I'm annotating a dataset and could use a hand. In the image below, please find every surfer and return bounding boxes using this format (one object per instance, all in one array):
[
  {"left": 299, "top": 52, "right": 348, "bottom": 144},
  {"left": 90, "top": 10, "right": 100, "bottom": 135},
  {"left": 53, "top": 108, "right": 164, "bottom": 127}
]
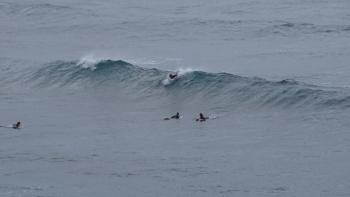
[
  {"left": 196, "top": 113, "right": 208, "bottom": 122},
  {"left": 171, "top": 112, "right": 180, "bottom": 119},
  {"left": 169, "top": 73, "right": 178, "bottom": 79},
  {"left": 164, "top": 112, "right": 180, "bottom": 120},
  {"left": 12, "top": 121, "right": 21, "bottom": 129},
  {"left": 0, "top": 121, "right": 21, "bottom": 129}
]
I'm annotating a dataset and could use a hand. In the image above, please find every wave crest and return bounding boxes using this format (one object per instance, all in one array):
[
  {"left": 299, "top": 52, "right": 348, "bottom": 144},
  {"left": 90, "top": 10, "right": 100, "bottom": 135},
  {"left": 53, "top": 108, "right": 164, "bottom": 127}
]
[{"left": 25, "top": 59, "right": 350, "bottom": 110}]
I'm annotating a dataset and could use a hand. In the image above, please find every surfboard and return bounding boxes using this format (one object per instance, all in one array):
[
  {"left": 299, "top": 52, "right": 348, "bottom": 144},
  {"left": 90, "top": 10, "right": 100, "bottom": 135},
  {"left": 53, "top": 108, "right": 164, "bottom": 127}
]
[
  {"left": 0, "top": 125, "right": 20, "bottom": 129},
  {"left": 0, "top": 125, "right": 13, "bottom": 129},
  {"left": 163, "top": 116, "right": 182, "bottom": 120},
  {"left": 195, "top": 114, "right": 219, "bottom": 121}
]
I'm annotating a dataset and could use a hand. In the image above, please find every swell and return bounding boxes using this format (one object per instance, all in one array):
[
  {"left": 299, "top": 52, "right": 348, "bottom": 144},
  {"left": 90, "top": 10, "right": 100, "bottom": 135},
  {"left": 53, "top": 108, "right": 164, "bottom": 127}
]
[
  {"left": 0, "top": 2, "right": 92, "bottom": 22},
  {"left": 18, "top": 59, "right": 350, "bottom": 110},
  {"left": 259, "top": 21, "right": 350, "bottom": 37}
]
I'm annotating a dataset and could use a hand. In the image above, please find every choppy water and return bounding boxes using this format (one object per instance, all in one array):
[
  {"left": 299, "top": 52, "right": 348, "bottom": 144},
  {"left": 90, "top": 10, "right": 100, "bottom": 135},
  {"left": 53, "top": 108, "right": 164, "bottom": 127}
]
[{"left": 1, "top": 0, "right": 350, "bottom": 197}]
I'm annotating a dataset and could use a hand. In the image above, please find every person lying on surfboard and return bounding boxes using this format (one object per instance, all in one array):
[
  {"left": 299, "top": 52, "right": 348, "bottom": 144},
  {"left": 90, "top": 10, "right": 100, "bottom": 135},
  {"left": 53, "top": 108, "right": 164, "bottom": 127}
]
[
  {"left": 169, "top": 72, "right": 178, "bottom": 79},
  {"left": 164, "top": 112, "right": 180, "bottom": 120},
  {"left": 0, "top": 121, "right": 21, "bottom": 129},
  {"left": 196, "top": 113, "right": 209, "bottom": 122},
  {"left": 12, "top": 121, "right": 21, "bottom": 129}
]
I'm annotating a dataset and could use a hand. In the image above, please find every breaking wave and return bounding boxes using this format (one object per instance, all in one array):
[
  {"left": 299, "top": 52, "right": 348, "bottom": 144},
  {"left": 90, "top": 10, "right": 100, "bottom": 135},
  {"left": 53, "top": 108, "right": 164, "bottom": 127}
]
[{"left": 21, "top": 59, "right": 350, "bottom": 110}]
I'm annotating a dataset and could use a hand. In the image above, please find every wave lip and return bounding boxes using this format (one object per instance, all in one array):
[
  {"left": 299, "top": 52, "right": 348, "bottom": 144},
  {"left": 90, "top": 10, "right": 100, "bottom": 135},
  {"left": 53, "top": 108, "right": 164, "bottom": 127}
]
[{"left": 25, "top": 59, "right": 350, "bottom": 110}]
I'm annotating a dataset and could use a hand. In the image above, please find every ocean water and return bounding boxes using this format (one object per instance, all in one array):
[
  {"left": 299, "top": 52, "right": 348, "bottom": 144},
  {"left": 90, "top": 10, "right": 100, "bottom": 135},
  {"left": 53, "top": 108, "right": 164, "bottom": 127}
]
[{"left": 1, "top": 0, "right": 350, "bottom": 196}]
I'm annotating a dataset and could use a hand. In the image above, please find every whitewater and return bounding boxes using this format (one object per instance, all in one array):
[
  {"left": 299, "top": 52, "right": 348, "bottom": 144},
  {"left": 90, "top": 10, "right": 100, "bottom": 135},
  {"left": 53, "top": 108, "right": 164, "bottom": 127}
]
[{"left": 1, "top": 0, "right": 350, "bottom": 196}]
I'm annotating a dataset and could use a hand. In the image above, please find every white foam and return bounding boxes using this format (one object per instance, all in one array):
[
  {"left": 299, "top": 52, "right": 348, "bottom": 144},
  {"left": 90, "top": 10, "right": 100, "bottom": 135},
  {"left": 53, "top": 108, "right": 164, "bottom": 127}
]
[
  {"left": 177, "top": 67, "right": 194, "bottom": 76},
  {"left": 77, "top": 54, "right": 103, "bottom": 70},
  {"left": 162, "top": 77, "right": 173, "bottom": 86}
]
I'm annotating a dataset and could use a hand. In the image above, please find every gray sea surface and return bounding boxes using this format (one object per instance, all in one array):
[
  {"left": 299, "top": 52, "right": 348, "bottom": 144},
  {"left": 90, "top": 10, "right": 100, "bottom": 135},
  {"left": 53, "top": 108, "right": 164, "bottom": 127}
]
[{"left": 1, "top": 0, "right": 350, "bottom": 196}]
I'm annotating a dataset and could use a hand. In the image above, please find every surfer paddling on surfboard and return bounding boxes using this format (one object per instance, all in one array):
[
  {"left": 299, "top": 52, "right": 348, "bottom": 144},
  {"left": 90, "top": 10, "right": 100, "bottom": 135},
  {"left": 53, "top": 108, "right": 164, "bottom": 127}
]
[
  {"left": 164, "top": 112, "right": 180, "bottom": 120},
  {"left": 196, "top": 113, "right": 209, "bottom": 122},
  {"left": 13, "top": 121, "right": 21, "bottom": 129},
  {"left": 168, "top": 72, "right": 178, "bottom": 80},
  {"left": 0, "top": 121, "right": 21, "bottom": 129}
]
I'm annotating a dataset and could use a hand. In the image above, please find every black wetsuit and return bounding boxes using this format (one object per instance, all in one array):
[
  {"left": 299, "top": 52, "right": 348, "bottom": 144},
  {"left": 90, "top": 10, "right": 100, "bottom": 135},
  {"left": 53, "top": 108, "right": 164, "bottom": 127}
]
[
  {"left": 13, "top": 122, "right": 20, "bottom": 129},
  {"left": 169, "top": 74, "right": 177, "bottom": 79},
  {"left": 197, "top": 114, "right": 208, "bottom": 122},
  {"left": 171, "top": 113, "right": 180, "bottom": 119}
]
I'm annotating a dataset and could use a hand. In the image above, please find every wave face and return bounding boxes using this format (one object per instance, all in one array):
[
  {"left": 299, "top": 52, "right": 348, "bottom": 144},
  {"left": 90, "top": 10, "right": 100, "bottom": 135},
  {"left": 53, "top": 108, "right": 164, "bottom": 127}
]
[{"left": 25, "top": 59, "right": 350, "bottom": 110}]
